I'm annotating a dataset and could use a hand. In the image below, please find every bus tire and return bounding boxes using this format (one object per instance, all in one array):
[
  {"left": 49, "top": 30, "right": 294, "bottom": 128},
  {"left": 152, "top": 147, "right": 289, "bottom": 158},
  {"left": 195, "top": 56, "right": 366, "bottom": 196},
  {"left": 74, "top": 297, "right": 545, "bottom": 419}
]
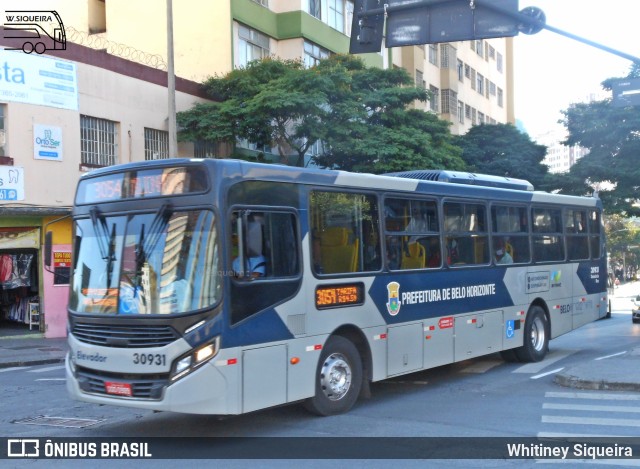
[
  {"left": 304, "top": 336, "right": 362, "bottom": 416},
  {"left": 515, "top": 306, "right": 549, "bottom": 363}
]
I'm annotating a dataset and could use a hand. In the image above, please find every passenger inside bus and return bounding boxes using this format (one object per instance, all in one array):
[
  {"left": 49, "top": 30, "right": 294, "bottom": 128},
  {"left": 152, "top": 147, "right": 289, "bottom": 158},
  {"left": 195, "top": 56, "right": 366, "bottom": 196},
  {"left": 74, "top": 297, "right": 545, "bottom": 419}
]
[
  {"left": 494, "top": 237, "right": 513, "bottom": 265},
  {"left": 233, "top": 215, "right": 267, "bottom": 278},
  {"left": 426, "top": 237, "right": 441, "bottom": 267}
]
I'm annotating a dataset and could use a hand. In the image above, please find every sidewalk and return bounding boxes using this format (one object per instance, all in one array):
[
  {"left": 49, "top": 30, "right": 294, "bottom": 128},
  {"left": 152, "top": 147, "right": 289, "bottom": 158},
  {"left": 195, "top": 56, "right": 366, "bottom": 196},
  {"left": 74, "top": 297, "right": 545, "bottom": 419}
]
[{"left": 0, "top": 326, "right": 68, "bottom": 368}]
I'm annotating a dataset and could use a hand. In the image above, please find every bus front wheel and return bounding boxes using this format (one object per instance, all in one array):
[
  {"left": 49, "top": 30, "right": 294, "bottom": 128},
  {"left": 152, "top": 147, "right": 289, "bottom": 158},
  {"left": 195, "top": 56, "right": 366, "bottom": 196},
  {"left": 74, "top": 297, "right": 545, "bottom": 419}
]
[
  {"left": 305, "top": 336, "right": 362, "bottom": 416},
  {"left": 515, "top": 306, "right": 549, "bottom": 362}
]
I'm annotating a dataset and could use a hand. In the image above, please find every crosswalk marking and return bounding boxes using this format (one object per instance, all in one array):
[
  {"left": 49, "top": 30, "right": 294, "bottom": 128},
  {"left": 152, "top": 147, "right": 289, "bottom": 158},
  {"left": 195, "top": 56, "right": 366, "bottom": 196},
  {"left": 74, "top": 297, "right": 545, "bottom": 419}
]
[
  {"left": 28, "top": 365, "right": 64, "bottom": 373},
  {"left": 545, "top": 391, "right": 640, "bottom": 401},
  {"left": 542, "top": 415, "right": 640, "bottom": 427},
  {"left": 513, "top": 349, "right": 577, "bottom": 374},
  {"left": 543, "top": 403, "right": 640, "bottom": 413},
  {"left": 540, "top": 390, "right": 640, "bottom": 439}
]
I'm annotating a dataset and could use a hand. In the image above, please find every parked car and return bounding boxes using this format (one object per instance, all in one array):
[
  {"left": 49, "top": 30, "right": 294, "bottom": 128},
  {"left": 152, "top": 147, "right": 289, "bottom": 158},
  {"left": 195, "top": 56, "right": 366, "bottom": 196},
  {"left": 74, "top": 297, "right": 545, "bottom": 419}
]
[{"left": 633, "top": 295, "right": 640, "bottom": 324}]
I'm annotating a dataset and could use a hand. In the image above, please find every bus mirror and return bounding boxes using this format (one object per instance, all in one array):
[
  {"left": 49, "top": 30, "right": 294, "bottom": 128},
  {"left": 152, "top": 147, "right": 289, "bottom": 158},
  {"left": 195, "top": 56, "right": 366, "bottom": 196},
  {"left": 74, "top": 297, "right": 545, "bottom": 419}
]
[{"left": 44, "top": 231, "right": 53, "bottom": 268}]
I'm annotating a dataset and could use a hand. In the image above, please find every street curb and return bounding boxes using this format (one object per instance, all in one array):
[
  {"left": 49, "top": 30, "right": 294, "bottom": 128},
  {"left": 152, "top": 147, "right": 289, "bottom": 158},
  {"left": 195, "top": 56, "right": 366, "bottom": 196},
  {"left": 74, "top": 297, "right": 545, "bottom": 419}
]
[
  {"left": 0, "top": 358, "right": 65, "bottom": 369},
  {"left": 554, "top": 373, "right": 640, "bottom": 392}
]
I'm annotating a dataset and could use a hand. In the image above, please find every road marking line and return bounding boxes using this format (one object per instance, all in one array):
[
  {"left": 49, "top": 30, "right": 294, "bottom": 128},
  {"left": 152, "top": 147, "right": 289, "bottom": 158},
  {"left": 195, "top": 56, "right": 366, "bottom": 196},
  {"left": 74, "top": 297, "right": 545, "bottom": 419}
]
[
  {"left": 543, "top": 403, "right": 640, "bottom": 413},
  {"left": 28, "top": 365, "right": 65, "bottom": 373},
  {"left": 0, "top": 366, "right": 30, "bottom": 373},
  {"left": 545, "top": 391, "right": 640, "bottom": 401},
  {"left": 513, "top": 349, "right": 576, "bottom": 374},
  {"left": 35, "top": 378, "right": 66, "bottom": 382},
  {"left": 595, "top": 351, "right": 627, "bottom": 360},
  {"left": 542, "top": 415, "right": 640, "bottom": 427},
  {"left": 530, "top": 367, "right": 564, "bottom": 379}
]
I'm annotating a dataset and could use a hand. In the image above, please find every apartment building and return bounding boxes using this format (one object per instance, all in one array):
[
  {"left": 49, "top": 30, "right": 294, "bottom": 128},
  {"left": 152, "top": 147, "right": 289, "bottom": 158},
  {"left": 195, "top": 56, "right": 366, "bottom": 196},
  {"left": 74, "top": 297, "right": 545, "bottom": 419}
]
[
  {"left": 0, "top": 0, "right": 513, "bottom": 337},
  {"left": 68, "top": 0, "right": 514, "bottom": 133}
]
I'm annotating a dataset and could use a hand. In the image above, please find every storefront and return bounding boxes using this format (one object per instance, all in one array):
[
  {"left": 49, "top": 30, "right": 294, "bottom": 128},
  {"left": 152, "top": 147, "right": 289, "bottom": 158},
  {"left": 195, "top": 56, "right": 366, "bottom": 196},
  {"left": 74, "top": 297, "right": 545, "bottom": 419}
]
[{"left": 0, "top": 210, "right": 71, "bottom": 338}]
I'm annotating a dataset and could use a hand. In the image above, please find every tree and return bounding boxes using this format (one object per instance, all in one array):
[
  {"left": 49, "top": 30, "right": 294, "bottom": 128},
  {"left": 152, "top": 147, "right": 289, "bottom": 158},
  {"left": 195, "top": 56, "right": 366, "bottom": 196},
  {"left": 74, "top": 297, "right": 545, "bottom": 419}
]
[
  {"left": 454, "top": 123, "right": 551, "bottom": 189},
  {"left": 557, "top": 65, "right": 640, "bottom": 216},
  {"left": 178, "top": 55, "right": 465, "bottom": 171},
  {"left": 313, "top": 55, "right": 465, "bottom": 173},
  {"left": 177, "top": 58, "right": 329, "bottom": 166}
]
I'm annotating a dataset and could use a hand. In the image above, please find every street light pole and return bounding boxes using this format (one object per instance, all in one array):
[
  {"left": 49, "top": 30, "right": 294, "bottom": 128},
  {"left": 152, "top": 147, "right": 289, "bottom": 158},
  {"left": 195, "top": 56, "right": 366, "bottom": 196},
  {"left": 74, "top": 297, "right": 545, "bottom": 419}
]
[{"left": 167, "top": 0, "right": 177, "bottom": 158}]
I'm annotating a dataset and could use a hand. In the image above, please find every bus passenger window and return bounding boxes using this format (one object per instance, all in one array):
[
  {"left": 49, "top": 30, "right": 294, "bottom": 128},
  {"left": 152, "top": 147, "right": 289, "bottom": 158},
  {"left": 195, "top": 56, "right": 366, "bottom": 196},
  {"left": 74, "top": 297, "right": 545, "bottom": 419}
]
[
  {"left": 231, "top": 210, "right": 299, "bottom": 280},
  {"left": 310, "top": 191, "right": 380, "bottom": 274}
]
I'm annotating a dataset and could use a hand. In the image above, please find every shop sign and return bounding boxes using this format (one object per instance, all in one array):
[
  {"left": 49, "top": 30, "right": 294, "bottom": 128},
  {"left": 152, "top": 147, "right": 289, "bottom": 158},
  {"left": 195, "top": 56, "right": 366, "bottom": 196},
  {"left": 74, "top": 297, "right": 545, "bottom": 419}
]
[
  {"left": 0, "top": 166, "right": 25, "bottom": 201},
  {"left": 53, "top": 251, "right": 71, "bottom": 267},
  {"left": 0, "top": 227, "right": 39, "bottom": 249},
  {"left": 34, "top": 124, "right": 63, "bottom": 161}
]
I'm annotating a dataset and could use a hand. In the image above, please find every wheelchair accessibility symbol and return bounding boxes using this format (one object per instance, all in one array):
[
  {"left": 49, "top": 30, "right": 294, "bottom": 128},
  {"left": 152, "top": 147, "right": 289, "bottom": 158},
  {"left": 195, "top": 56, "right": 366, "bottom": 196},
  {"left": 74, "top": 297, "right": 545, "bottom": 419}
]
[{"left": 506, "top": 320, "right": 515, "bottom": 339}]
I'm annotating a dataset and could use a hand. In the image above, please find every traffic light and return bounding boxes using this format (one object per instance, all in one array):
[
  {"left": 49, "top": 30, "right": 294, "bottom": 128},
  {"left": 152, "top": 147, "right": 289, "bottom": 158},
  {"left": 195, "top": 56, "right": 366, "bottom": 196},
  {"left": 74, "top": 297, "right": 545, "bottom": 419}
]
[{"left": 349, "top": 0, "right": 545, "bottom": 54}]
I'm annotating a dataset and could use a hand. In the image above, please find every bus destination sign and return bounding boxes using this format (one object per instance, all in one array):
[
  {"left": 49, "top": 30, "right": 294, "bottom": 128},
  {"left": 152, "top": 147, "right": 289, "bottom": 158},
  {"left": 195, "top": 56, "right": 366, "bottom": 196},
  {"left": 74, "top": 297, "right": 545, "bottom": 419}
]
[
  {"left": 315, "top": 283, "right": 364, "bottom": 309},
  {"left": 76, "top": 166, "right": 208, "bottom": 204}
]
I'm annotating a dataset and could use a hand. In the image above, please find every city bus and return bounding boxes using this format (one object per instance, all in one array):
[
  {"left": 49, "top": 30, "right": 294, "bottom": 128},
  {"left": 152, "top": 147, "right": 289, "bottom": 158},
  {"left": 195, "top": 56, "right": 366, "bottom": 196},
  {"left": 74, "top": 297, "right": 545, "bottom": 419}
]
[{"left": 55, "top": 158, "right": 608, "bottom": 416}]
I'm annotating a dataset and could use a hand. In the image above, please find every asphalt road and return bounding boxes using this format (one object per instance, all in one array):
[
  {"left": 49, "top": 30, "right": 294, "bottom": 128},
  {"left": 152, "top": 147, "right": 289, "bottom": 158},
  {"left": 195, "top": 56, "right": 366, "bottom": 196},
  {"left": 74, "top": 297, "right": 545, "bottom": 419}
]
[{"left": 2, "top": 288, "right": 639, "bottom": 467}]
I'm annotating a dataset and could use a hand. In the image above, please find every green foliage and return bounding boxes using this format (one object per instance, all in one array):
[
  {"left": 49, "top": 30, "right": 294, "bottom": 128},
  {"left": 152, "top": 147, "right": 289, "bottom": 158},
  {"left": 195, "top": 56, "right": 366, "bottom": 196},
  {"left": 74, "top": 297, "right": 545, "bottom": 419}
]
[
  {"left": 556, "top": 66, "right": 640, "bottom": 216},
  {"left": 313, "top": 55, "right": 465, "bottom": 173},
  {"left": 454, "top": 123, "right": 550, "bottom": 189},
  {"left": 178, "top": 55, "right": 465, "bottom": 172}
]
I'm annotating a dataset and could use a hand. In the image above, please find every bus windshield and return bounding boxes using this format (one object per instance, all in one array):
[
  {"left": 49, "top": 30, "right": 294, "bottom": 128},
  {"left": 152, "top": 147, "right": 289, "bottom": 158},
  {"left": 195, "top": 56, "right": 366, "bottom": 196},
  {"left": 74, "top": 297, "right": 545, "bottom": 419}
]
[{"left": 69, "top": 208, "right": 220, "bottom": 315}]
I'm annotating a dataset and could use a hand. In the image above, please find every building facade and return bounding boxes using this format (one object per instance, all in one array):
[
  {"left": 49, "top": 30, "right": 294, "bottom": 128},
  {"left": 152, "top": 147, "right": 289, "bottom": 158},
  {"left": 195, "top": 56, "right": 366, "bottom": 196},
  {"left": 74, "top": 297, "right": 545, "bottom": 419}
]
[
  {"left": 0, "top": 0, "right": 514, "bottom": 337},
  {"left": 0, "top": 19, "right": 209, "bottom": 337}
]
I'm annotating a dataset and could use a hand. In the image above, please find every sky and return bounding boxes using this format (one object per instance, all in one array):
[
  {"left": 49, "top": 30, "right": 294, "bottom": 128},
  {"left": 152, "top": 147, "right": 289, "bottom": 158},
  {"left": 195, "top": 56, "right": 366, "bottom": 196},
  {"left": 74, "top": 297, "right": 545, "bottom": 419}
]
[{"left": 513, "top": 0, "right": 638, "bottom": 138}]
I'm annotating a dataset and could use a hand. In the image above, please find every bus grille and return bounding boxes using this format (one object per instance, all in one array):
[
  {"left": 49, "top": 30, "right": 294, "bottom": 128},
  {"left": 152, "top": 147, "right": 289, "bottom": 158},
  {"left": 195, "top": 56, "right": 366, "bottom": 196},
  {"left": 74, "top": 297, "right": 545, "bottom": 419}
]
[
  {"left": 76, "top": 367, "right": 169, "bottom": 400},
  {"left": 71, "top": 322, "right": 179, "bottom": 348}
]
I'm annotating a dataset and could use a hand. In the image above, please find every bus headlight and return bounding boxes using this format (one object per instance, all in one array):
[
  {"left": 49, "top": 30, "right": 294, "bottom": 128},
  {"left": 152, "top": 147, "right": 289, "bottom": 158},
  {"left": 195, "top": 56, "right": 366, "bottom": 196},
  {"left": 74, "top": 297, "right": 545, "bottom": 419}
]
[{"left": 171, "top": 336, "right": 220, "bottom": 381}]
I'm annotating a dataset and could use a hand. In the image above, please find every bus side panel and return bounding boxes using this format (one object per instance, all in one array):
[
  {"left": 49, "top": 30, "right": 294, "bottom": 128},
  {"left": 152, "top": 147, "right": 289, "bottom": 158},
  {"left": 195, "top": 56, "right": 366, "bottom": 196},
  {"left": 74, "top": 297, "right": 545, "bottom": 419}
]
[
  {"left": 387, "top": 322, "right": 423, "bottom": 376},
  {"left": 422, "top": 316, "right": 454, "bottom": 369},
  {"left": 454, "top": 310, "right": 503, "bottom": 361},
  {"left": 242, "top": 345, "right": 287, "bottom": 413},
  {"left": 525, "top": 265, "right": 572, "bottom": 339}
]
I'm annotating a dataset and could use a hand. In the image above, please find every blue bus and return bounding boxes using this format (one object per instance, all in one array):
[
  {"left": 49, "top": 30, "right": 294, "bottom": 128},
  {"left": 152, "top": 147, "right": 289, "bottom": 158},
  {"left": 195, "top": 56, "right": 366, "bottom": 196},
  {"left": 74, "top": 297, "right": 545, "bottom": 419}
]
[{"left": 53, "top": 158, "right": 608, "bottom": 415}]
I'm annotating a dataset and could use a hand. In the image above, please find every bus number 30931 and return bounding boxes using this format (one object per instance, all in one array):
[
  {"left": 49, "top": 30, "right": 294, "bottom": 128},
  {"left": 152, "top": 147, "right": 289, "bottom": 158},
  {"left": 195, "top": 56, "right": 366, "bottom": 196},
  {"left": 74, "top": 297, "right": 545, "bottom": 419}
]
[{"left": 133, "top": 353, "right": 166, "bottom": 366}]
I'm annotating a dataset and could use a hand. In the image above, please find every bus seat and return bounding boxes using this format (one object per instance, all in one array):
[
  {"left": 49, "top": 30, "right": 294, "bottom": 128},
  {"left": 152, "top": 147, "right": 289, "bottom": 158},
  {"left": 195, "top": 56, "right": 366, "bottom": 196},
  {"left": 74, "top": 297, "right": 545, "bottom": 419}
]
[
  {"left": 401, "top": 242, "right": 425, "bottom": 269},
  {"left": 320, "top": 227, "right": 359, "bottom": 273},
  {"left": 474, "top": 237, "right": 486, "bottom": 264}
]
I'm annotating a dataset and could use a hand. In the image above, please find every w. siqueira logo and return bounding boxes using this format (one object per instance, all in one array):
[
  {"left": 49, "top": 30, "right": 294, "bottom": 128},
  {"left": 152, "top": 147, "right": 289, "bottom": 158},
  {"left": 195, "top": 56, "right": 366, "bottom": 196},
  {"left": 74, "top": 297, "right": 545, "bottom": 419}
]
[
  {"left": 386, "top": 281, "right": 400, "bottom": 316},
  {"left": 551, "top": 270, "right": 562, "bottom": 287}
]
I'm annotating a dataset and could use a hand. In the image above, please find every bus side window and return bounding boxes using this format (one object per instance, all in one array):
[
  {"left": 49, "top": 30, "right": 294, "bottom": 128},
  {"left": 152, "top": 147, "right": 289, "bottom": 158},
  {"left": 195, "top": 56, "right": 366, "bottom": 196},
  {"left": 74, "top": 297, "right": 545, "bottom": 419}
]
[{"left": 310, "top": 191, "right": 380, "bottom": 274}]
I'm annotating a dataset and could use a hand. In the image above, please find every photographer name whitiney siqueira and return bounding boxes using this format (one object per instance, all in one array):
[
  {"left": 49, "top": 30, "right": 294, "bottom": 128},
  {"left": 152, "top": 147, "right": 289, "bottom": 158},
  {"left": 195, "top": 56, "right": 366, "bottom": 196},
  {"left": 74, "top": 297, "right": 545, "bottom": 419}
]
[{"left": 507, "top": 443, "right": 634, "bottom": 459}]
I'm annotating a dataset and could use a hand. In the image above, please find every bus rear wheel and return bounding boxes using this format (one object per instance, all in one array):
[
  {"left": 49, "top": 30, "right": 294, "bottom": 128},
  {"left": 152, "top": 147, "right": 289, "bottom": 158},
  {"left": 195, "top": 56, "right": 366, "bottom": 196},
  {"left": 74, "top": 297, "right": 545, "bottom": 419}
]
[
  {"left": 304, "top": 336, "right": 362, "bottom": 416},
  {"left": 515, "top": 306, "right": 549, "bottom": 362}
]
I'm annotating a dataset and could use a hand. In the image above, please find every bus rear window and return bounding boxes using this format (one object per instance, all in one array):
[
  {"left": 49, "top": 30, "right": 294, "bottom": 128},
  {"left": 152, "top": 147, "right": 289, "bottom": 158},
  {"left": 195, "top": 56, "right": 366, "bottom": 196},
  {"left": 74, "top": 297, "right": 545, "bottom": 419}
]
[{"left": 76, "top": 166, "right": 208, "bottom": 204}]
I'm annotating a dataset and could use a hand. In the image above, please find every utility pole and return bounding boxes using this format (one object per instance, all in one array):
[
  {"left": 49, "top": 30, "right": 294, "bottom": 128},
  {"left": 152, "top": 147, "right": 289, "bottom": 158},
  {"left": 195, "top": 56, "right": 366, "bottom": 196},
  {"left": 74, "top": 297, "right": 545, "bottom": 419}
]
[{"left": 167, "top": 0, "right": 177, "bottom": 158}]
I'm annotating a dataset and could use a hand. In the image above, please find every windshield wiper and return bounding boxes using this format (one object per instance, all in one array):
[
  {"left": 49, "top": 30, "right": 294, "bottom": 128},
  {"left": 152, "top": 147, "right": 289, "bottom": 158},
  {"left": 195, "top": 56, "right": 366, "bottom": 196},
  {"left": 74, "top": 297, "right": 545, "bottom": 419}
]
[
  {"left": 90, "top": 206, "right": 117, "bottom": 288},
  {"left": 142, "top": 202, "right": 173, "bottom": 256}
]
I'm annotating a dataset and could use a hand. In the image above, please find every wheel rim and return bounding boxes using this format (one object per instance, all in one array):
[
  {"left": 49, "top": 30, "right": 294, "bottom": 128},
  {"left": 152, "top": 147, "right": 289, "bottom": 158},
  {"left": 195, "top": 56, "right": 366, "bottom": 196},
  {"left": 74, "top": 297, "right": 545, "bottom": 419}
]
[
  {"left": 530, "top": 315, "right": 546, "bottom": 352},
  {"left": 319, "top": 353, "right": 352, "bottom": 401}
]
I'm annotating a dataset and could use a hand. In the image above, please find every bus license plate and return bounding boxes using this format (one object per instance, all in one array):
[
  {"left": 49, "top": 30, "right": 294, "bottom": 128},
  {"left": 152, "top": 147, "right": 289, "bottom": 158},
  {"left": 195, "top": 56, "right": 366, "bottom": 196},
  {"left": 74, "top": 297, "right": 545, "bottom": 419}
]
[{"left": 105, "top": 381, "right": 133, "bottom": 397}]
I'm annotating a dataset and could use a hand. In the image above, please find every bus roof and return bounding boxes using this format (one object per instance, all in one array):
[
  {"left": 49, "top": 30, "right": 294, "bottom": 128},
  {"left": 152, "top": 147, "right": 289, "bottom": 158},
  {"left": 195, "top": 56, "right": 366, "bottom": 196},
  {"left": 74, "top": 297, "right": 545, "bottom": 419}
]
[{"left": 79, "top": 158, "right": 600, "bottom": 208}]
